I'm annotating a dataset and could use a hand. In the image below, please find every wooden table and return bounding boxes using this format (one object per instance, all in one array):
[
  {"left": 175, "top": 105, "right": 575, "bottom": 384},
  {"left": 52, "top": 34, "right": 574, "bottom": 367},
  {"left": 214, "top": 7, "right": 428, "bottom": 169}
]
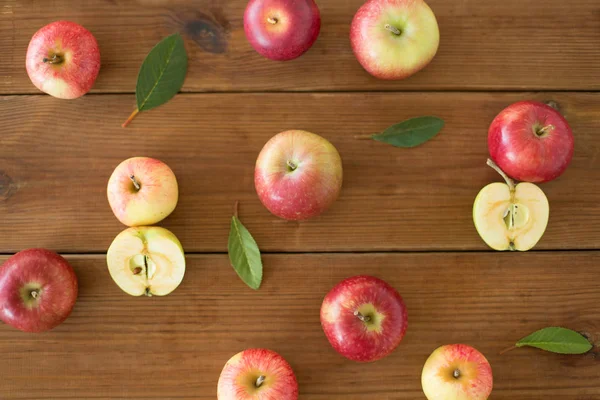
[{"left": 1, "top": 1, "right": 599, "bottom": 399}]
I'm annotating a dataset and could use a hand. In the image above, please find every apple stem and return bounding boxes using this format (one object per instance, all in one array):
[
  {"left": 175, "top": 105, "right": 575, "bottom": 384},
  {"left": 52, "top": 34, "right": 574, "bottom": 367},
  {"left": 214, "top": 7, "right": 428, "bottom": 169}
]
[
  {"left": 42, "top": 54, "right": 63, "bottom": 64},
  {"left": 30, "top": 289, "right": 39, "bottom": 299},
  {"left": 354, "top": 310, "right": 371, "bottom": 323},
  {"left": 233, "top": 201, "right": 239, "bottom": 218},
  {"left": 536, "top": 125, "right": 555, "bottom": 136},
  {"left": 129, "top": 175, "right": 141, "bottom": 191},
  {"left": 287, "top": 160, "right": 298, "bottom": 171},
  {"left": 267, "top": 17, "right": 278, "bottom": 24},
  {"left": 486, "top": 158, "right": 515, "bottom": 190},
  {"left": 122, "top": 108, "right": 140, "bottom": 128},
  {"left": 453, "top": 369, "right": 461, "bottom": 379},
  {"left": 255, "top": 375, "right": 266, "bottom": 387},
  {"left": 384, "top": 24, "right": 402, "bottom": 35}
]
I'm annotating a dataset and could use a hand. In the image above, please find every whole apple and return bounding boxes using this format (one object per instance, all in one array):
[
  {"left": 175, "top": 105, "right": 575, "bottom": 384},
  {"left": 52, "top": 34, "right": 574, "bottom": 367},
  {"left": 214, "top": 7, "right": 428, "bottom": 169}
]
[
  {"left": 107, "top": 157, "right": 179, "bottom": 227},
  {"left": 350, "top": 0, "right": 440, "bottom": 80},
  {"left": 244, "top": 0, "right": 321, "bottom": 61},
  {"left": 26, "top": 21, "right": 100, "bottom": 99},
  {"left": 488, "top": 101, "right": 574, "bottom": 183},
  {"left": 255, "top": 130, "right": 343, "bottom": 220},
  {"left": 320, "top": 275, "right": 407, "bottom": 362},
  {"left": 422, "top": 344, "right": 493, "bottom": 400},
  {"left": 217, "top": 348, "right": 298, "bottom": 400},
  {"left": 0, "top": 249, "right": 78, "bottom": 333}
]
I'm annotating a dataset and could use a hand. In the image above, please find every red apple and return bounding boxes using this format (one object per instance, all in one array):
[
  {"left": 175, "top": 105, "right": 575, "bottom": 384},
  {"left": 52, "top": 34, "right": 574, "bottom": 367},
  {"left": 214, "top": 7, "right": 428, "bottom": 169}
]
[
  {"left": 244, "top": 0, "right": 321, "bottom": 61},
  {"left": 320, "top": 275, "right": 407, "bottom": 362},
  {"left": 255, "top": 130, "right": 343, "bottom": 220},
  {"left": 217, "top": 348, "right": 298, "bottom": 400},
  {"left": 0, "top": 249, "right": 78, "bottom": 333},
  {"left": 107, "top": 157, "right": 179, "bottom": 227},
  {"left": 26, "top": 21, "right": 100, "bottom": 99},
  {"left": 350, "top": 0, "right": 440, "bottom": 80},
  {"left": 488, "top": 101, "right": 574, "bottom": 183},
  {"left": 421, "top": 344, "right": 493, "bottom": 400}
]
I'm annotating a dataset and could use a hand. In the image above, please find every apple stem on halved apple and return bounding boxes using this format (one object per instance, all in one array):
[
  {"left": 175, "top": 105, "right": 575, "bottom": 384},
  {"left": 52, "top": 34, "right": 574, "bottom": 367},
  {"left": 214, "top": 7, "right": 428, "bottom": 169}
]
[
  {"left": 354, "top": 310, "right": 371, "bottom": 323},
  {"left": 42, "top": 54, "right": 63, "bottom": 65},
  {"left": 129, "top": 175, "right": 141, "bottom": 191},
  {"left": 122, "top": 108, "right": 140, "bottom": 128},
  {"left": 384, "top": 24, "right": 402, "bottom": 36},
  {"left": 255, "top": 375, "right": 266, "bottom": 387},
  {"left": 486, "top": 158, "right": 515, "bottom": 191}
]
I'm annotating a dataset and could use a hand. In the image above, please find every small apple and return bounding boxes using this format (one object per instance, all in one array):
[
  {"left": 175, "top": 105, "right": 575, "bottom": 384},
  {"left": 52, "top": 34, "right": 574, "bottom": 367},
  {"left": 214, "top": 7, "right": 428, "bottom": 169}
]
[
  {"left": 350, "top": 0, "right": 440, "bottom": 80},
  {"left": 244, "top": 0, "right": 321, "bottom": 61},
  {"left": 217, "top": 348, "right": 298, "bottom": 400},
  {"left": 320, "top": 275, "right": 407, "bottom": 362},
  {"left": 107, "top": 226, "right": 185, "bottom": 296},
  {"left": 421, "top": 344, "right": 493, "bottom": 400},
  {"left": 255, "top": 130, "right": 343, "bottom": 220},
  {"left": 26, "top": 21, "right": 101, "bottom": 99},
  {"left": 107, "top": 157, "right": 178, "bottom": 227},
  {"left": 488, "top": 101, "right": 574, "bottom": 183},
  {"left": 0, "top": 249, "right": 78, "bottom": 333},
  {"left": 473, "top": 159, "right": 549, "bottom": 251}
]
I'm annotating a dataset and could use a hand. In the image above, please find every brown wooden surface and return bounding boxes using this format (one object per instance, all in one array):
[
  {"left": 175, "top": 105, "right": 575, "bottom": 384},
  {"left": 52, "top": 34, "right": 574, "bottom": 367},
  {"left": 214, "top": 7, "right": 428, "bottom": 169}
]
[
  {"left": 1, "top": 0, "right": 599, "bottom": 93},
  {"left": 0, "top": 253, "right": 598, "bottom": 399}
]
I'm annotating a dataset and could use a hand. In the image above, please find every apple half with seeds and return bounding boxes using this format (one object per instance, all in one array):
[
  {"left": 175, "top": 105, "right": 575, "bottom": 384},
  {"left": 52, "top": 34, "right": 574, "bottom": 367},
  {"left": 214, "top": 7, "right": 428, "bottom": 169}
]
[
  {"left": 107, "top": 226, "right": 185, "bottom": 296},
  {"left": 473, "top": 159, "right": 549, "bottom": 251}
]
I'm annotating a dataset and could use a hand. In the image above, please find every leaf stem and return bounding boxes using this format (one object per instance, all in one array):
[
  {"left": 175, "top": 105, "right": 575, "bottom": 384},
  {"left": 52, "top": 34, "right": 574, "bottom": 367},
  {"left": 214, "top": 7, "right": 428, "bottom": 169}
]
[
  {"left": 499, "top": 345, "right": 517, "bottom": 355},
  {"left": 487, "top": 158, "right": 515, "bottom": 190},
  {"left": 233, "top": 201, "right": 239, "bottom": 218},
  {"left": 354, "top": 134, "right": 375, "bottom": 140},
  {"left": 122, "top": 108, "right": 140, "bottom": 128}
]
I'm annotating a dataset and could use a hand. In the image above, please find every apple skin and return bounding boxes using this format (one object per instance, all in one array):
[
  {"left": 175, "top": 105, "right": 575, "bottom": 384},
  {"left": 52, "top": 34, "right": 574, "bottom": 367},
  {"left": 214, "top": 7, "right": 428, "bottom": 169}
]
[
  {"left": 244, "top": 0, "right": 321, "bottom": 61},
  {"left": 320, "top": 275, "right": 408, "bottom": 362},
  {"left": 217, "top": 348, "right": 298, "bottom": 400},
  {"left": 0, "top": 249, "right": 78, "bottom": 333},
  {"left": 26, "top": 21, "right": 101, "bottom": 99},
  {"left": 350, "top": 0, "right": 440, "bottom": 80},
  {"left": 107, "top": 157, "right": 179, "bottom": 227},
  {"left": 488, "top": 101, "right": 574, "bottom": 183},
  {"left": 421, "top": 344, "right": 493, "bottom": 400},
  {"left": 255, "top": 130, "right": 343, "bottom": 220}
]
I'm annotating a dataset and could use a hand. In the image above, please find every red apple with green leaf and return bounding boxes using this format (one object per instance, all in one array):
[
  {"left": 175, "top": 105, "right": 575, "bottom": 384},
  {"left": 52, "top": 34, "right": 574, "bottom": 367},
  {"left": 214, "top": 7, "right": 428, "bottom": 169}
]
[
  {"left": 0, "top": 249, "right": 78, "bottom": 333},
  {"left": 26, "top": 21, "right": 100, "bottom": 99},
  {"left": 217, "top": 348, "right": 298, "bottom": 399},
  {"left": 320, "top": 275, "right": 408, "bottom": 362}
]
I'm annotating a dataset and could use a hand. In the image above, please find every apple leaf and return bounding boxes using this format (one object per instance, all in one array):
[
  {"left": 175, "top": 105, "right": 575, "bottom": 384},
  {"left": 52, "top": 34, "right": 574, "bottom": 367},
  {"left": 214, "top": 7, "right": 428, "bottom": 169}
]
[
  {"left": 122, "top": 33, "right": 188, "bottom": 127},
  {"left": 228, "top": 206, "right": 262, "bottom": 290},
  {"left": 370, "top": 116, "right": 444, "bottom": 148},
  {"left": 516, "top": 327, "right": 593, "bottom": 354}
]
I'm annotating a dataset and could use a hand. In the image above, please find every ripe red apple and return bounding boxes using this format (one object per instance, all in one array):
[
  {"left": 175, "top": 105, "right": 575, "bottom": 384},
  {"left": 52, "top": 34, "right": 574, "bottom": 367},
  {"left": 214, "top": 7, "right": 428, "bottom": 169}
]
[
  {"left": 488, "top": 101, "right": 574, "bottom": 183},
  {"left": 320, "top": 275, "right": 407, "bottom": 362},
  {"left": 255, "top": 130, "right": 343, "bottom": 220},
  {"left": 217, "top": 348, "right": 298, "bottom": 400},
  {"left": 350, "top": 0, "right": 440, "bottom": 80},
  {"left": 26, "top": 21, "right": 100, "bottom": 99},
  {"left": 107, "top": 157, "right": 179, "bottom": 227},
  {"left": 421, "top": 344, "right": 493, "bottom": 400},
  {"left": 0, "top": 249, "right": 78, "bottom": 333},
  {"left": 244, "top": 0, "right": 321, "bottom": 61}
]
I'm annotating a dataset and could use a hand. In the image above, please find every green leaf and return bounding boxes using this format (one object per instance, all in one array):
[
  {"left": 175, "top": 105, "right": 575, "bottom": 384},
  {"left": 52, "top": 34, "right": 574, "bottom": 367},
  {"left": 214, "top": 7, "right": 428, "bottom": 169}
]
[
  {"left": 228, "top": 215, "right": 262, "bottom": 290},
  {"left": 516, "top": 327, "right": 593, "bottom": 354},
  {"left": 371, "top": 116, "right": 444, "bottom": 148}
]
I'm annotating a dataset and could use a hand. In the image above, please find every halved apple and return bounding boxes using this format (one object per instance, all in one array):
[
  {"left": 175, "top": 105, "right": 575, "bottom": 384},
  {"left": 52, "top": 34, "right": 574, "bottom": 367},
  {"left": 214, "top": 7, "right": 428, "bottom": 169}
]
[
  {"left": 107, "top": 226, "right": 185, "bottom": 296},
  {"left": 473, "top": 159, "right": 549, "bottom": 251}
]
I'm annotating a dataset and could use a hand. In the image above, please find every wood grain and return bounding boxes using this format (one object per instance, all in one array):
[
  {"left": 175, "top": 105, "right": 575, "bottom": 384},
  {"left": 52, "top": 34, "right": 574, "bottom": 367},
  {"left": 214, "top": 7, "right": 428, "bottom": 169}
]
[
  {"left": 0, "top": 92, "right": 598, "bottom": 253},
  {"left": 0, "top": 252, "right": 598, "bottom": 399},
  {"left": 1, "top": 0, "right": 599, "bottom": 93}
]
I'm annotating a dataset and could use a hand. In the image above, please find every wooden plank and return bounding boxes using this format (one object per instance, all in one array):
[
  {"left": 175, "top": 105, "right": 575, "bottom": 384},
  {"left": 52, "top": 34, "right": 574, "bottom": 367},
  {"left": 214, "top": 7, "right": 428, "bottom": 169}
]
[
  {"left": 1, "top": 0, "right": 599, "bottom": 93},
  {"left": 1, "top": 92, "right": 599, "bottom": 253},
  {"left": 0, "top": 252, "right": 597, "bottom": 399}
]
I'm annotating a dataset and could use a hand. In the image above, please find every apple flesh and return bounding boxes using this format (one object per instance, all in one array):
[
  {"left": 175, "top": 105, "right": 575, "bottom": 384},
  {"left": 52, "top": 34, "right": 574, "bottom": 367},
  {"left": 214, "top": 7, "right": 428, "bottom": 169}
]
[
  {"left": 350, "top": 0, "right": 440, "bottom": 80},
  {"left": 107, "top": 226, "right": 185, "bottom": 296},
  {"left": 107, "top": 157, "right": 178, "bottom": 227},
  {"left": 217, "top": 348, "right": 298, "bottom": 400},
  {"left": 255, "top": 130, "right": 343, "bottom": 220},
  {"left": 320, "top": 275, "right": 407, "bottom": 362},
  {"left": 244, "top": 0, "right": 321, "bottom": 61},
  {"left": 422, "top": 344, "right": 493, "bottom": 400},
  {"left": 488, "top": 101, "right": 574, "bottom": 183},
  {"left": 473, "top": 159, "right": 549, "bottom": 251},
  {"left": 26, "top": 21, "right": 100, "bottom": 99},
  {"left": 0, "top": 249, "right": 78, "bottom": 333}
]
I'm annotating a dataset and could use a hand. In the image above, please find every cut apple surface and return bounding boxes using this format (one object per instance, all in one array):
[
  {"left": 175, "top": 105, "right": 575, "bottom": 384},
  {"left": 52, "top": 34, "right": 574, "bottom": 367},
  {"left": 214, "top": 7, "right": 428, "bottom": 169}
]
[
  {"left": 473, "top": 160, "right": 549, "bottom": 251},
  {"left": 107, "top": 227, "right": 185, "bottom": 296}
]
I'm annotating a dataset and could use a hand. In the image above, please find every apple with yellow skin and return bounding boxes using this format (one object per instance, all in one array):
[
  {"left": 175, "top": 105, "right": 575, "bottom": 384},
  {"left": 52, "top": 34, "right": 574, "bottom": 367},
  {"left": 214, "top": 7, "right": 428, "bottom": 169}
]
[
  {"left": 26, "top": 21, "right": 100, "bottom": 99},
  {"left": 107, "top": 157, "right": 178, "bottom": 227},
  {"left": 421, "top": 344, "right": 493, "bottom": 400}
]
